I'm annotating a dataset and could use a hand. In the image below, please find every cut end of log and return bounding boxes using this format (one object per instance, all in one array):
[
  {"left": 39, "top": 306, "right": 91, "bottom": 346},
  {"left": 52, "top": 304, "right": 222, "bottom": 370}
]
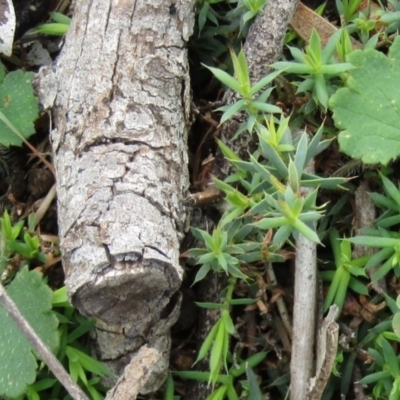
[{"left": 68, "top": 257, "right": 182, "bottom": 327}]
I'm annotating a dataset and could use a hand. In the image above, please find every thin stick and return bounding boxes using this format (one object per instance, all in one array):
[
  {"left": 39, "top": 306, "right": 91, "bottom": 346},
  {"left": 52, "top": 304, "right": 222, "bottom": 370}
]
[
  {"left": 0, "top": 110, "right": 55, "bottom": 175},
  {"left": 35, "top": 183, "right": 57, "bottom": 228},
  {"left": 290, "top": 161, "right": 317, "bottom": 400},
  {"left": 0, "top": 283, "right": 89, "bottom": 400},
  {"left": 265, "top": 261, "right": 292, "bottom": 338}
]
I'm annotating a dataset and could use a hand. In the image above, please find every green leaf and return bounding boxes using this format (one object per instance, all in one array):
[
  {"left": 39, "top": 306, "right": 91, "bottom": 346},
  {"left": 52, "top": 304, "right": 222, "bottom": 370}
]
[
  {"left": 195, "top": 302, "right": 224, "bottom": 309},
  {"left": 0, "top": 71, "right": 39, "bottom": 147},
  {"left": 272, "top": 62, "right": 314, "bottom": 75},
  {"left": 293, "top": 219, "right": 321, "bottom": 243},
  {"left": 29, "top": 378, "right": 57, "bottom": 393},
  {"left": 219, "top": 99, "right": 246, "bottom": 124},
  {"left": 390, "top": 376, "right": 400, "bottom": 399},
  {"left": 205, "top": 65, "right": 241, "bottom": 93},
  {"left": 217, "top": 140, "right": 242, "bottom": 162},
  {"left": 193, "top": 264, "right": 211, "bottom": 285},
  {"left": 378, "top": 215, "right": 400, "bottom": 229},
  {"left": 300, "top": 175, "right": 348, "bottom": 190},
  {"left": 330, "top": 229, "right": 341, "bottom": 266},
  {"left": 49, "top": 11, "right": 72, "bottom": 25},
  {"left": 1, "top": 211, "right": 24, "bottom": 240},
  {"left": 307, "top": 29, "right": 322, "bottom": 67},
  {"left": 288, "top": 160, "right": 299, "bottom": 193},
  {"left": 348, "top": 264, "right": 368, "bottom": 278},
  {"left": 250, "top": 70, "right": 281, "bottom": 95},
  {"left": 255, "top": 86, "right": 274, "bottom": 103},
  {"left": 321, "top": 30, "right": 340, "bottom": 64},
  {"left": 323, "top": 267, "right": 344, "bottom": 312},
  {"left": 319, "top": 63, "right": 354, "bottom": 75},
  {"left": 294, "top": 132, "right": 308, "bottom": 175},
  {"left": 198, "top": 2, "right": 209, "bottom": 32},
  {"left": 191, "top": 227, "right": 214, "bottom": 249},
  {"left": 27, "top": 213, "right": 37, "bottom": 232},
  {"left": 217, "top": 253, "right": 228, "bottom": 272},
  {"left": 210, "top": 322, "right": 225, "bottom": 382},
  {"left": 226, "top": 383, "right": 240, "bottom": 400},
  {"left": 372, "top": 255, "right": 396, "bottom": 281},
  {"left": 36, "top": 23, "right": 70, "bottom": 36},
  {"left": 349, "top": 236, "right": 400, "bottom": 248},
  {"left": 194, "top": 319, "right": 220, "bottom": 364},
  {"left": 298, "top": 211, "right": 321, "bottom": 223},
  {"left": 234, "top": 49, "right": 250, "bottom": 95},
  {"left": 380, "top": 336, "right": 400, "bottom": 377},
  {"left": 230, "top": 352, "right": 267, "bottom": 378},
  {"left": 253, "top": 216, "right": 288, "bottom": 230},
  {"left": 348, "top": 277, "right": 369, "bottom": 295},
  {"left": 207, "top": 384, "right": 228, "bottom": 400},
  {"left": 66, "top": 318, "right": 95, "bottom": 343},
  {"left": 52, "top": 286, "right": 70, "bottom": 307},
  {"left": 393, "top": 313, "right": 400, "bottom": 339},
  {"left": 226, "top": 264, "right": 249, "bottom": 280},
  {"left": 333, "top": 268, "right": 350, "bottom": 312},
  {"left": 257, "top": 136, "right": 288, "bottom": 178},
  {"left": 198, "top": 253, "right": 217, "bottom": 265},
  {"left": 358, "top": 370, "right": 392, "bottom": 385},
  {"left": 249, "top": 156, "right": 273, "bottom": 183},
  {"left": 340, "top": 237, "right": 352, "bottom": 259},
  {"left": 222, "top": 309, "right": 235, "bottom": 334},
  {"left": 314, "top": 73, "right": 328, "bottom": 109},
  {"left": 250, "top": 101, "right": 282, "bottom": 114},
  {"left": 289, "top": 46, "right": 306, "bottom": 63},
  {"left": 229, "top": 298, "right": 257, "bottom": 305},
  {"left": 381, "top": 173, "right": 400, "bottom": 207},
  {"left": 366, "top": 246, "right": 394, "bottom": 269},
  {"left": 65, "top": 346, "right": 109, "bottom": 376},
  {"left": 242, "top": 10, "right": 257, "bottom": 24},
  {"left": 303, "top": 188, "right": 319, "bottom": 210},
  {"left": 0, "top": 61, "right": 6, "bottom": 84},
  {"left": 370, "top": 192, "right": 398, "bottom": 211},
  {"left": 164, "top": 373, "right": 174, "bottom": 400},
  {"left": 220, "top": 206, "right": 245, "bottom": 226},
  {"left": 329, "top": 36, "right": 400, "bottom": 165},
  {"left": 0, "top": 268, "right": 59, "bottom": 398},
  {"left": 246, "top": 365, "right": 263, "bottom": 400},
  {"left": 273, "top": 225, "right": 292, "bottom": 244},
  {"left": 174, "top": 370, "right": 229, "bottom": 384}
]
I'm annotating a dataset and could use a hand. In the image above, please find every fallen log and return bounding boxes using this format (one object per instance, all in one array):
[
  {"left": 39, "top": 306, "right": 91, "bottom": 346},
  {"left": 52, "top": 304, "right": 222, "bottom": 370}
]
[{"left": 37, "top": 0, "right": 195, "bottom": 396}]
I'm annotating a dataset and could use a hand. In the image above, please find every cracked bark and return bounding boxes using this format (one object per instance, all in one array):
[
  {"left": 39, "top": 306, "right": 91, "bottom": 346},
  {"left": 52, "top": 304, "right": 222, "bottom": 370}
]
[{"left": 47, "top": 0, "right": 195, "bottom": 397}]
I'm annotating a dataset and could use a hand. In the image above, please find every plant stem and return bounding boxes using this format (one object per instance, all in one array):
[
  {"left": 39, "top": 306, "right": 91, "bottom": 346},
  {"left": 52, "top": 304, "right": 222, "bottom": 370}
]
[{"left": 223, "top": 277, "right": 236, "bottom": 308}]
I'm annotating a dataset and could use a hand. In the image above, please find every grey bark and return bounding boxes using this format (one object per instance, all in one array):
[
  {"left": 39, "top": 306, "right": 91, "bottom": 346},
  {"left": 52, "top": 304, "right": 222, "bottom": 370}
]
[
  {"left": 42, "top": 0, "right": 195, "bottom": 397},
  {"left": 244, "top": 0, "right": 299, "bottom": 85}
]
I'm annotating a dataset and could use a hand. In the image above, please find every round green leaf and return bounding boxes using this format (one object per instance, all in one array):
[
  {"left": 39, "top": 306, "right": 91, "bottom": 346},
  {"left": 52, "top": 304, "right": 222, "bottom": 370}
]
[
  {"left": 0, "top": 70, "right": 39, "bottom": 147},
  {"left": 0, "top": 268, "right": 59, "bottom": 398},
  {"left": 329, "top": 36, "right": 400, "bottom": 165}
]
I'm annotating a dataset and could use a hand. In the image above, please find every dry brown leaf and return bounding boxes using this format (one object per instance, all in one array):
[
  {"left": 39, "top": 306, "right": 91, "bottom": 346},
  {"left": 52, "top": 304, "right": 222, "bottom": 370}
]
[
  {"left": 359, "top": 295, "right": 386, "bottom": 314},
  {"left": 290, "top": 2, "right": 363, "bottom": 49}
]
